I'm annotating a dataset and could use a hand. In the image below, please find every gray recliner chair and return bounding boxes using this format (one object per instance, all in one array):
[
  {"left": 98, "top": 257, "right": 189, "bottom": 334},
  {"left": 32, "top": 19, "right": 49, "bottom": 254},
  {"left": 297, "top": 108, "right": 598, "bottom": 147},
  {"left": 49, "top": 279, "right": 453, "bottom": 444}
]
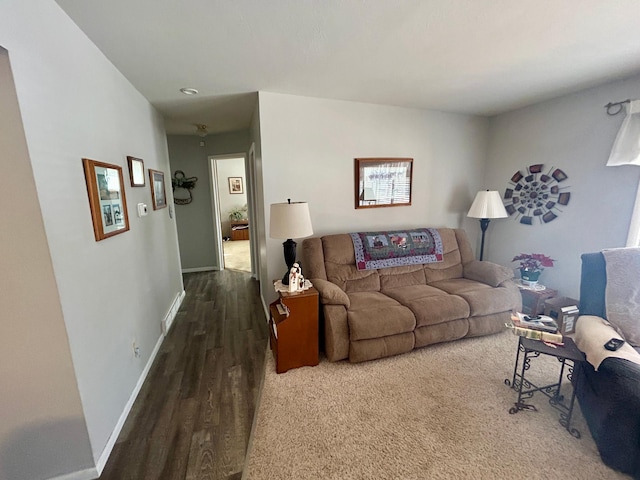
[{"left": 573, "top": 252, "right": 640, "bottom": 478}]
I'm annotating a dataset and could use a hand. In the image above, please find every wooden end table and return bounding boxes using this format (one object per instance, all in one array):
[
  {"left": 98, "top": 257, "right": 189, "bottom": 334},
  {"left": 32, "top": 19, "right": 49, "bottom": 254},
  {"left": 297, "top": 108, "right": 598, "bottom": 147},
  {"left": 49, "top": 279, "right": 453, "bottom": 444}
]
[
  {"left": 518, "top": 285, "right": 557, "bottom": 315},
  {"left": 269, "top": 287, "right": 319, "bottom": 374},
  {"left": 505, "top": 336, "right": 585, "bottom": 438}
]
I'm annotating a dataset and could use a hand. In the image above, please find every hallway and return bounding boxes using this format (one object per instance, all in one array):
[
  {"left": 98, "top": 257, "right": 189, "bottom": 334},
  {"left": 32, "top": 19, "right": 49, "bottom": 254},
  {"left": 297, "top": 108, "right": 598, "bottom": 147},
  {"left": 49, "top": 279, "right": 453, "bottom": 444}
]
[
  {"left": 223, "top": 240, "right": 251, "bottom": 273},
  {"left": 99, "top": 270, "right": 268, "bottom": 479}
]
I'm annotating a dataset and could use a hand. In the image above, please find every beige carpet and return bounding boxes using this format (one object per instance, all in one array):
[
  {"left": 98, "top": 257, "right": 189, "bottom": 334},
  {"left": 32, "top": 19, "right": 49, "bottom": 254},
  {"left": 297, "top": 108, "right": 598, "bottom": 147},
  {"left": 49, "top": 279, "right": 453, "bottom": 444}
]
[
  {"left": 223, "top": 239, "right": 251, "bottom": 272},
  {"left": 244, "top": 331, "right": 629, "bottom": 479}
]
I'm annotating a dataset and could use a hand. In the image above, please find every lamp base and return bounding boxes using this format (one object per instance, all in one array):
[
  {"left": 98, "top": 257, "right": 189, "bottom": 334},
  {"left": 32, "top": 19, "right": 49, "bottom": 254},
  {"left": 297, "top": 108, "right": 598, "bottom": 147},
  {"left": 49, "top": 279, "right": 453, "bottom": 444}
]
[
  {"left": 281, "top": 238, "right": 297, "bottom": 285},
  {"left": 479, "top": 218, "right": 490, "bottom": 261}
]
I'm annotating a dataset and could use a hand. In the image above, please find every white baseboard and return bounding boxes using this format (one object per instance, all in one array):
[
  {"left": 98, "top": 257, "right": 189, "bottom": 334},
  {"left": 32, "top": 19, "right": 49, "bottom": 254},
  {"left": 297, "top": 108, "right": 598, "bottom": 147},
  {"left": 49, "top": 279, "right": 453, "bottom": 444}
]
[
  {"left": 95, "top": 331, "right": 165, "bottom": 475},
  {"left": 260, "top": 296, "right": 269, "bottom": 322},
  {"left": 162, "top": 289, "right": 186, "bottom": 335},
  {"left": 48, "top": 467, "right": 98, "bottom": 480},
  {"left": 181, "top": 266, "right": 219, "bottom": 273}
]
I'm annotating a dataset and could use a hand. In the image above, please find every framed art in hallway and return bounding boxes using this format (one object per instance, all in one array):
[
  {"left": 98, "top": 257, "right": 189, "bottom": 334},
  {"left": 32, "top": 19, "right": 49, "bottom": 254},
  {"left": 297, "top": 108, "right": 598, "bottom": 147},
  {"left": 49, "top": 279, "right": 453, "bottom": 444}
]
[
  {"left": 355, "top": 157, "right": 413, "bottom": 209},
  {"left": 228, "top": 176, "right": 244, "bottom": 194},
  {"left": 82, "top": 158, "right": 130, "bottom": 241},
  {"left": 127, "top": 155, "right": 145, "bottom": 187},
  {"left": 149, "top": 169, "right": 167, "bottom": 210}
]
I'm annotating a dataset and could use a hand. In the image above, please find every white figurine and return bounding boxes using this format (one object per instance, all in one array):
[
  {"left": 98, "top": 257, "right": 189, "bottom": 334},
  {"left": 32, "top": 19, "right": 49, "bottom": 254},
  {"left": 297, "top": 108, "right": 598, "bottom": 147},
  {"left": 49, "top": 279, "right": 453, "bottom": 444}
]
[
  {"left": 289, "top": 263, "right": 301, "bottom": 293},
  {"left": 298, "top": 274, "right": 305, "bottom": 291}
]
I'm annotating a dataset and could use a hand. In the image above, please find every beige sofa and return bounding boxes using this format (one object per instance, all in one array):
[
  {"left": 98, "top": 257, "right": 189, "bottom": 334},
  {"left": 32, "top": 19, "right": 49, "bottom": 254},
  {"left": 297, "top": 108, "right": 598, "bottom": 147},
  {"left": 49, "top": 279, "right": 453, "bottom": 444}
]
[{"left": 302, "top": 228, "right": 522, "bottom": 363}]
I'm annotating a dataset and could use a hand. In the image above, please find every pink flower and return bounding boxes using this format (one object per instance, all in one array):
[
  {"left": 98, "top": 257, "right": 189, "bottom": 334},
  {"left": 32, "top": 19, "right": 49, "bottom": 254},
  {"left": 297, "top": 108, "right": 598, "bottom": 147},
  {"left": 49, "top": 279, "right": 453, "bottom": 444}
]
[{"left": 512, "top": 253, "right": 555, "bottom": 271}]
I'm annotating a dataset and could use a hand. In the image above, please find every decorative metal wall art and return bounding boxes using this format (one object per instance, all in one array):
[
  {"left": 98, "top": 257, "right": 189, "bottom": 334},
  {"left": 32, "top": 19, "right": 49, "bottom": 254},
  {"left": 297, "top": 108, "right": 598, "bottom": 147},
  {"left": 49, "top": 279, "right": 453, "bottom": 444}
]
[
  {"left": 503, "top": 164, "right": 570, "bottom": 225},
  {"left": 171, "top": 170, "right": 198, "bottom": 205}
]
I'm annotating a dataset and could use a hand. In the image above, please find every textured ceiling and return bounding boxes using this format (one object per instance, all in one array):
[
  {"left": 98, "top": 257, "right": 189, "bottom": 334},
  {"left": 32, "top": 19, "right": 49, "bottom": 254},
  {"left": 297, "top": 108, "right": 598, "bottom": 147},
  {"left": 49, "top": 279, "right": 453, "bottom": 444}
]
[{"left": 55, "top": 0, "right": 640, "bottom": 135}]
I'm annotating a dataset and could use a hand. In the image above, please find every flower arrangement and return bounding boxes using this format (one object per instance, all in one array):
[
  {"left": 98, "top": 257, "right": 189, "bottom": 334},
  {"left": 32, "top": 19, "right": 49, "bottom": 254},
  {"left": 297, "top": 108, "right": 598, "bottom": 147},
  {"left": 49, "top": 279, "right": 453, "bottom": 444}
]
[{"left": 512, "top": 253, "right": 555, "bottom": 272}]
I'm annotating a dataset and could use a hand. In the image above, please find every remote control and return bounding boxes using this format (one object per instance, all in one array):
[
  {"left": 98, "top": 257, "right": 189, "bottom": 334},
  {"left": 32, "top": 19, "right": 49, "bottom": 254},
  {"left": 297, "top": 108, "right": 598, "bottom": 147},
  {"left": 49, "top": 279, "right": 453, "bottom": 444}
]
[{"left": 604, "top": 338, "right": 625, "bottom": 351}]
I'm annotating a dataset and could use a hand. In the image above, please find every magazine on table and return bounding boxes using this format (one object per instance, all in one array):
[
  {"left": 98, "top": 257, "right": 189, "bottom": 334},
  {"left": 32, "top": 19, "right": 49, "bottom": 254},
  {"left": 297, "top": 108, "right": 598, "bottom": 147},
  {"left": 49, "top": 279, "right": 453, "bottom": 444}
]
[{"left": 513, "top": 312, "right": 558, "bottom": 333}]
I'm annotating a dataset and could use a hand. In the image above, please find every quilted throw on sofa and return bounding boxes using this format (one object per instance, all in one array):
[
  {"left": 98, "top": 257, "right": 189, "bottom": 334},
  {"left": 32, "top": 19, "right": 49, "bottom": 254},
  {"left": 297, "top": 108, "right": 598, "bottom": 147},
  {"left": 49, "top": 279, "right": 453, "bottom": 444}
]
[{"left": 350, "top": 228, "right": 443, "bottom": 270}]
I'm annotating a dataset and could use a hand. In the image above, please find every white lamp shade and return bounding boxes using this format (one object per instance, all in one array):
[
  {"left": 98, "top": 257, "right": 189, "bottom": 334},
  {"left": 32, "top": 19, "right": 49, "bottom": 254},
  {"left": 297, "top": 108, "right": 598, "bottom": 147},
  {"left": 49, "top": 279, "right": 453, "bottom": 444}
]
[
  {"left": 467, "top": 190, "right": 508, "bottom": 219},
  {"left": 269, "top": 201, "right": 314, "bottom": 239}
]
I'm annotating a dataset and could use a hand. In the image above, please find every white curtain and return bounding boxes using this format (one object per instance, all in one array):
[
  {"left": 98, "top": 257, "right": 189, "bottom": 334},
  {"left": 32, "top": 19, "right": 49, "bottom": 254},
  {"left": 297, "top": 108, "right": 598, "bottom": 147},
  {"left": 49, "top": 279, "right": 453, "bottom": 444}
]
[
  {"left": 607, "top": 100, "right": 640, "bottom": 166},
  {"left": 607, "top": 100, "right": 640, "bottom": 246}
]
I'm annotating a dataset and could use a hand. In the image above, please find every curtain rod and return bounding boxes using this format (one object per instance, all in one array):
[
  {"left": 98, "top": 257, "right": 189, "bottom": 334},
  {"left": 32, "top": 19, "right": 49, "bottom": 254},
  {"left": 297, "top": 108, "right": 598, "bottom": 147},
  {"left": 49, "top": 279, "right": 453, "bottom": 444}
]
[{"left": 605, "top": 99, "right": 631, "bottom": 116}]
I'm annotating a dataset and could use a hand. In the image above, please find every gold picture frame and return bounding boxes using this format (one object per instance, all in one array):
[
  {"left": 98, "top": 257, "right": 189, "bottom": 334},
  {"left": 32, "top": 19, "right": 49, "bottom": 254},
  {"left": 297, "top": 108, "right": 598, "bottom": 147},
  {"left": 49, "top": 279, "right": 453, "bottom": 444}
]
[{"left": 83, "top": 158, "right": 130, "bottom": 241}]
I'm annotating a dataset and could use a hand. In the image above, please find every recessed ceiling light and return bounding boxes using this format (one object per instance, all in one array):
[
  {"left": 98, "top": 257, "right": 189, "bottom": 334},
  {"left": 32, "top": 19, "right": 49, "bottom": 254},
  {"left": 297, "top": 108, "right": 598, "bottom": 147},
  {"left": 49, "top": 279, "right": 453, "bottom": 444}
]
[{"left": 180, "top": 87, "right": 199, "bottom": 95}]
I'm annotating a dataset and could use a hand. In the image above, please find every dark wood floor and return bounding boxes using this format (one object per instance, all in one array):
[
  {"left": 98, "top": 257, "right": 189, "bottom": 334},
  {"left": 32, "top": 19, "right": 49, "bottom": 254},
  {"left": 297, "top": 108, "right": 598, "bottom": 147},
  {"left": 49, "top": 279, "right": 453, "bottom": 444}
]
[{"left": 99, "top": 270, "right": 268, "bottom": 480}]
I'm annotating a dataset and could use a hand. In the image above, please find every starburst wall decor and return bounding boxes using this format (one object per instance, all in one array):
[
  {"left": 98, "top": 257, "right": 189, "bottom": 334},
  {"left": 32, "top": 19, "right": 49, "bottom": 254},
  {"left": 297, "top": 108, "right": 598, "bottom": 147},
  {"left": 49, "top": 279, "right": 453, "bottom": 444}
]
[{"left": 503, "top": 164, "right": 570, "bottom": 225}]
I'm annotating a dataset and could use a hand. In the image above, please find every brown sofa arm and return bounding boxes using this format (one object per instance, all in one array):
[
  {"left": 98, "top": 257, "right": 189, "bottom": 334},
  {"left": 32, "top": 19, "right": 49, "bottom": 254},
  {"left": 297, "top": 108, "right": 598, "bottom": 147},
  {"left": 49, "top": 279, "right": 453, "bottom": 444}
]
[
  {"left": 310, "top": 278, "right": 350, "bottom": 308},
  {"left": 463, "top": 260, "right": 514, "bottom": 287}
]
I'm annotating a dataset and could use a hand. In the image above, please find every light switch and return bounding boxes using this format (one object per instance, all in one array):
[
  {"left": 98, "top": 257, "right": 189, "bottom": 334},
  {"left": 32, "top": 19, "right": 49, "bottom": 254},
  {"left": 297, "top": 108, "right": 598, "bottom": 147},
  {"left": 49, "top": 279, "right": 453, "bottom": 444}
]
[{"left": 137, "top": 203, "right": 148, "bottom": 217}]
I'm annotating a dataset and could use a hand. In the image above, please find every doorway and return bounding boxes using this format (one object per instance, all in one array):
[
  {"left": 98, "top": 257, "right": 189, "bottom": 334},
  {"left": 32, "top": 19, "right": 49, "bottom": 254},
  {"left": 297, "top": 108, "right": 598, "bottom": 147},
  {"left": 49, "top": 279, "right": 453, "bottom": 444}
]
[{"left": 210, "top": 155, "right": 252, "bottom": 273}]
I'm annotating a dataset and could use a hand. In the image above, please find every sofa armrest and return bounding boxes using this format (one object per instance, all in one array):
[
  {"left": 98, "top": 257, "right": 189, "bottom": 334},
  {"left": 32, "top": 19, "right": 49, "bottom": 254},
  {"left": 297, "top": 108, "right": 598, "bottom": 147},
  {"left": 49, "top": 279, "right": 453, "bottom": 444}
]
[
  {"left": 575, "top": 315, "right": 640, "bottom": 371},
  {"left": 599, "top": 357, "right": 640, "bottom": 403},
  {"left": 463, "top": 260, "right": 514, "bottom": 287},
  {"left": 310, "top": 278, "right": 350, "bottom": 308}
]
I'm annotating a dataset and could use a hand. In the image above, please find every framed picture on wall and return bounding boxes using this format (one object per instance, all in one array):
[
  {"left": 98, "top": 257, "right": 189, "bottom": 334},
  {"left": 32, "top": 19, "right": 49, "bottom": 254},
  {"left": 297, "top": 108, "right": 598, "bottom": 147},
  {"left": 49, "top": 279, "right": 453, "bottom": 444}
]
[
  {"left": 127, "top": 156, "right": 145, "bottom": 187},
  {"left": 82, "top": 158, "right": 130, "bottom": 241},
  {"left": 149, "top": 169, "right": 167, "bottom": 210},
  {"left": 228, "top": 176, "right": 244, "bottom": 194}
]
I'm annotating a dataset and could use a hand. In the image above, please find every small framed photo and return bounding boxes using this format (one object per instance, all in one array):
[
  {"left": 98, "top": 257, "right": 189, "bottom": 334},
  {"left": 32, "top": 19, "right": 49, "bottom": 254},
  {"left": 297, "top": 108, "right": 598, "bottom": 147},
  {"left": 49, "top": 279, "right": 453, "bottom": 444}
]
[
  {"left": 127, "top": 156, "right": 145, "bottom": 187},
  {"left": 149, "top": 169, "right": 167, "bottom": 210},
  {"left": 228, "top": 176, "right": 244, "bottom": 194},
  {"left": 82, "top": 158, "right": 130, "bottom": 241}
]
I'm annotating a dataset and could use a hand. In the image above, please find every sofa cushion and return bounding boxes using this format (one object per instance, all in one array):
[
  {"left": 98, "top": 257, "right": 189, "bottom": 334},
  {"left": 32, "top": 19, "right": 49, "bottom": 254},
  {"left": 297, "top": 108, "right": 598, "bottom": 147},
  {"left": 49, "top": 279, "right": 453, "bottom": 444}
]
[
  {"left": 349, "top": 333, "right": 415, "bottom": 363},
  {"left": 302, "top": 237, "right": 328, "bottom": 280},
  {"left": 429, "top": 278, "right": 514, "bottom": 317},
  {"left": 325, "top": 263, "right": 380, "bottom": 293},
  {"left": 322, "top": 234, "right": 356, "bottom": 265},
  {"left": 379, "top": 265, "right": 426, "bottom": 289},
  {"left": 347, "top": 291, "right": 416, "bottom": 340},
  {"left": 383, "top": 285, "right": 469, "bottom": 327},
  {"left": 423, "top": 229, "right": 464, "bottom": 283},
  {"left": 414, "top": 319, "right": 469, "bottom": 347}
]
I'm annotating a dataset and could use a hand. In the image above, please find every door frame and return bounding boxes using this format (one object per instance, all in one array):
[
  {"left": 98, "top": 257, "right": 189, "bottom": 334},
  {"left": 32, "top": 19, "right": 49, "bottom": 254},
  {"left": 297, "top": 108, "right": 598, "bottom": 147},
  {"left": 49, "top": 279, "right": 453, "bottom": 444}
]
[{"left": 209, "top": 152, "right": 254, "bottom": 273}]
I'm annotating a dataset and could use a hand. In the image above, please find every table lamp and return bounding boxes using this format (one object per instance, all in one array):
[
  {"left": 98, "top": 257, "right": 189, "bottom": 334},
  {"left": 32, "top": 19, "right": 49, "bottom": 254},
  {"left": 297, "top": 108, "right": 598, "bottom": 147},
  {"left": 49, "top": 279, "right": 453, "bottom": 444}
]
[
  {"left": 467, "top": 190, "right": 508, "bottom": 261},
  {"left": 270, "top": 199, "right": 313, "bottom": 284}
]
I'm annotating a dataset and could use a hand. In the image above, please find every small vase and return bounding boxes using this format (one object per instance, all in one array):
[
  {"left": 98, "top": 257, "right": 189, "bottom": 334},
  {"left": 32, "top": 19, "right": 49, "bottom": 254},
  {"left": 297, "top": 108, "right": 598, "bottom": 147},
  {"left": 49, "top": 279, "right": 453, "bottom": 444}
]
[{"left": 520, "top": 268, "right": 541, "bottom": 286}]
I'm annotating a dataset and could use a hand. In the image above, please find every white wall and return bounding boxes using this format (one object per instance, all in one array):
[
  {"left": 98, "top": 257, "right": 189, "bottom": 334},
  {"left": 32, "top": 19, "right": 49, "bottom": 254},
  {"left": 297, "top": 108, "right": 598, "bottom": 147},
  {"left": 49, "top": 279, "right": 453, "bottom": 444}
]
[
  {"left": 1, "top": 1, "right": 184, "bottom": 476},
  {"left": 486, "top": 74, "right": 640, "bottom": 299},
  {"left": 0, "top": 46, "right": 94, "bottom": 480},
  {"left": 216, "top": 157, "right": 248, "bottom": 237},
  {"left": 250, "top": 102, "right": 267, "bottom": 303},
  {"left": 258, "top": 92, "right": 490, "bottom": 304},
  {"left": 167, "top": 131, "right": 250, "bottom": 270}
]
